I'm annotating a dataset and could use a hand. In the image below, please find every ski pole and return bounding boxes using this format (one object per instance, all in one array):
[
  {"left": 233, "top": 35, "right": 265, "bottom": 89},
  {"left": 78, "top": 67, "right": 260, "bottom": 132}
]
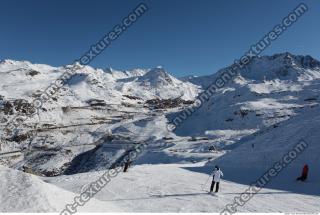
[{"left": 201, "top": 175, "right": 211, "bottom": 191}]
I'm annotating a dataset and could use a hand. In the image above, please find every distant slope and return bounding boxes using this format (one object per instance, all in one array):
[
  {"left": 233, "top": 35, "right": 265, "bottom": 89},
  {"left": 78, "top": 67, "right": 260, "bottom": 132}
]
[
  {"left": 208, "top": 105, "right": 320, "bottom": 196},
  {"left": 0, "top": 60, "right": 200, "bottom": 104},
  {"left": 0, "top": 60, "right": 199, "bottom": 149},
  {"left": 172, "top": 53, "right": 320, "bottom": 141},
  {"left": 128, "top": 67, "right": 201, "bottom": 100}
]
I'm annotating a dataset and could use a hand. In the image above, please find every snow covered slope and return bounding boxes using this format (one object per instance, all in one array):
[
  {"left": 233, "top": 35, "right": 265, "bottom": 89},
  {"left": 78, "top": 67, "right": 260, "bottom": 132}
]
[
  {"left": 210, "top": 103, "right": 320, "bottom": 195},
  {"left": 0, "top": 60, "right": 199, "bottom": 172},
  {"left": 172, "top": 53, "right": 320, "bottom": 144},
  {"left": 120, "top": 67, "right": 200, "bottom": 100},
  {"left": 1, "top": 53, "right": 320, "bottom": 213},
  {"left": 48, "top": 162, "right": 320, "bottom": 213},
  {"left": 0, "top": 165, "right": 120, "bottom": 212},
  {"left": 0, "top": 60, "right": 199, "bottom": 103},
  {"left": 185, "top": 53, "right": 320, "bottom": 88},
  {"left": 0, "top": 60, "right": 199, "bottom": 135},
  {"left": 103, "top": 67, "right": 148, "bottom": 80}
]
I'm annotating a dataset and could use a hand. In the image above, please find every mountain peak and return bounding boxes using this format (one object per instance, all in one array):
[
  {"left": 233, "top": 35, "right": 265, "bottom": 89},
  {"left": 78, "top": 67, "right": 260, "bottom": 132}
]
[
  {"left": 0, "top": 59, "right": 32, "bottom": 66},
  {"left": 138, "top": 67, "right": 175, "bottom": 86},
  {"left": 104, "top": 67, "right": 115, "bottom": 73},
  {"left": 260, "top": 53, "right": 320, "bottom": 69},
  {"left": 185, "top": 53, "right": 320, "bottom": 88},
  {"left": 144, "top": 67, "right": 171, "bottom": 79}
]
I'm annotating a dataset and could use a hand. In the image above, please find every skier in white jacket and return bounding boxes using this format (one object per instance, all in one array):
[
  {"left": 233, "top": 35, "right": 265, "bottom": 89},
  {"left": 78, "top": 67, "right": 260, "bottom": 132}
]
[{"left": 210, "top": 165, "right": 223, "bottom": 193}]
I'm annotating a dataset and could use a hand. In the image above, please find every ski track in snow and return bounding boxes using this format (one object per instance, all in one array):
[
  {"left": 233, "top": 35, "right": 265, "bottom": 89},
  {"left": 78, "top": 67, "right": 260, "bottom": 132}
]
[{"left": 47, "top": 162, "right": 320, "bottom": 213}]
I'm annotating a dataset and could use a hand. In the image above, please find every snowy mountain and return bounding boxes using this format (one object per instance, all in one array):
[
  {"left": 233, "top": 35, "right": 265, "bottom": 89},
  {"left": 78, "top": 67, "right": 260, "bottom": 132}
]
[
  {"left": 0, "top": 60, "right": 200, "bottom": 175},
  {"left": 103, "top": 67, "right": 148, "bottom": 80},
  {"left": 1, "top": 53, "right": 320, "bottom": 167},
  {"left": 0, "top": 60, "right": 199, "bottom": 102},
  {"left": 213, "top": 102, "right": 320, "bottom": 180},
  {"left": 1, "top": 53, "right": 320, "bottom": 212},
  {"left": 0, "top": 60, "right": 199, "bottom": 138},
  {"left": 172, "top": 53, "right": 320, "bottom": 144},
  {"left": 185, "top": 53, "right": 320, "bottom": 88},
  {"left": 130, "top": 67, "right": 200, "bottom": 100}
]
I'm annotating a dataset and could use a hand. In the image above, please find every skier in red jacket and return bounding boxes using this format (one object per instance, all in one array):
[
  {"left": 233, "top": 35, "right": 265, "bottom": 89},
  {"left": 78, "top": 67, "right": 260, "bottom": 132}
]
[{"left": 296, "top": 164, "right": 309, "bottom": 181}]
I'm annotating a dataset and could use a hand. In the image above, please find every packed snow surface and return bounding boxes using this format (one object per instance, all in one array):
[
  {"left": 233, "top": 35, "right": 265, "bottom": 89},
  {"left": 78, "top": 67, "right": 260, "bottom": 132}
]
[
  {"left": 47, "top": 162, "right": 319, "bottom": 213},
  {"left": 0, "top": 165, "right": 120, "bottom": 212}
]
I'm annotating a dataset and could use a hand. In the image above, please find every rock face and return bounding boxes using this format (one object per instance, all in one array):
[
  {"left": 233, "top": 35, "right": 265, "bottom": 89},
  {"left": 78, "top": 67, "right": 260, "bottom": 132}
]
[
  {"left": 21, "top": 148, "right": 74, "bottom": 177},
  {"left": 86, "top": 99, "right": 107, "bottom": 107},
  {"left": 2, "top": 99, "right": 36, "bottom": 115},
  {"left": 26, "top": 70, "right": 40, "bottom": 77},
  {"left": 146, "top": 98, "right": 194, "bottom": 109}
]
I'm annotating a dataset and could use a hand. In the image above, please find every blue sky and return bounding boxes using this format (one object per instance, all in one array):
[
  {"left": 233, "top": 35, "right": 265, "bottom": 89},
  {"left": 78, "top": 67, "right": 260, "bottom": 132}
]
[{"left": 0, "top": 0, "right": 319, "bottom": 77}]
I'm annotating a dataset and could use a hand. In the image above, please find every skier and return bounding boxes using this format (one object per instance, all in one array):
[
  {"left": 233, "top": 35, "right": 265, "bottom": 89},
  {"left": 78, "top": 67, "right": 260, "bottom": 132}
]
[
  {"left": 210, "top": 165, "right": 223, "bottom": 193},
  {"left": 296, "top": 164, "right": 309, "bottom": 181},
  {"left": 123, "top": 160, "right": 132, "bottom": 172}
]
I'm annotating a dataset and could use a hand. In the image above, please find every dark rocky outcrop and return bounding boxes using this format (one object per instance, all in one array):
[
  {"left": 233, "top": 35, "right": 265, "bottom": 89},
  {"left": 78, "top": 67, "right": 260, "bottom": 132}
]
[
  {"left": 3, "top": 99, "right": 36, "bottom": 115},
  {"left": 123, "top": 95, "right": 142, "bottom": 100},
  {"left": 86, "top": 99, "right": 107, "bottom": 106},
  {"left": 26, "top": 70, "right": 40, "bottom": 76},
  {"left": 146, "top": 98, "right": 194, "bottom": 109}
]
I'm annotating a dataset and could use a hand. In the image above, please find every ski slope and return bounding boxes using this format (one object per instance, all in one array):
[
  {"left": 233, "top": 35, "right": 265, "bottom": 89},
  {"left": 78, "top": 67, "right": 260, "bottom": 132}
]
[
  {"left": 209, "top": 100, "right": 320, "bottom": 197},
  {"left": 47, "top": 162, "right": 319, "bottom": 213}
]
